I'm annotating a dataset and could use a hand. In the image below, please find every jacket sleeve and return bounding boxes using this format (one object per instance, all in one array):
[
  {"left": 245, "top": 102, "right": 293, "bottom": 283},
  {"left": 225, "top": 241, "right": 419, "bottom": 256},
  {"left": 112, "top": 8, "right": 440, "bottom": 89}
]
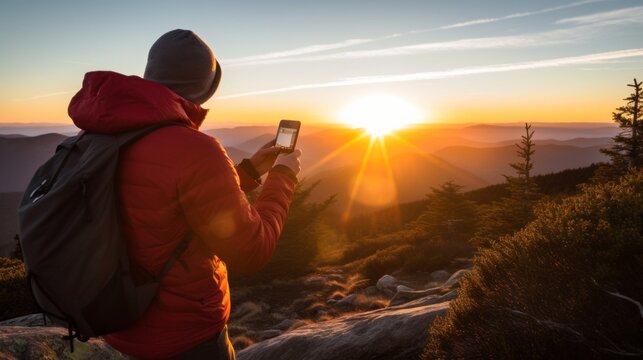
[
  {"left": 178, "top": 136, "right": 296, "bottom": 274},
  {"left": 235, "top": 164, "right": 261, "bottom": 193}
]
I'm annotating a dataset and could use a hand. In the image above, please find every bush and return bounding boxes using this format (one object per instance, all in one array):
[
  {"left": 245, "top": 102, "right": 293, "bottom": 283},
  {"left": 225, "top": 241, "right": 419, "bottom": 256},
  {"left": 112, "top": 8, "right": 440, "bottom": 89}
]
[
  {"left": 0, "top": 258, "right": 38, "bottom": 320},
  {"left": 424, "top": 170, "right": 643, "bottom": 359},
  {"left": 231, "top": 182, "right": 334, "bottom": 284}
]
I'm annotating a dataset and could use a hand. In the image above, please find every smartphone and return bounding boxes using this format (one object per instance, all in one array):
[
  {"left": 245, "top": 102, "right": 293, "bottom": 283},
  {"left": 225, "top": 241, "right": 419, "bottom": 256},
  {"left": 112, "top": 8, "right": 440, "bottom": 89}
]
[{"left": 275, "top": 120, "right": 301, "bottom": 153}]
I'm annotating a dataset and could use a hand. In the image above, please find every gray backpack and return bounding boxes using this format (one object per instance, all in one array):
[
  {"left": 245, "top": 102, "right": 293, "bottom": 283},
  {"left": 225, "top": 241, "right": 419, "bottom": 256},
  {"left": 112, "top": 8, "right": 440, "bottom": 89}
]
[{"left": 18, "top": 122, "right": 191, "bottom": 349}]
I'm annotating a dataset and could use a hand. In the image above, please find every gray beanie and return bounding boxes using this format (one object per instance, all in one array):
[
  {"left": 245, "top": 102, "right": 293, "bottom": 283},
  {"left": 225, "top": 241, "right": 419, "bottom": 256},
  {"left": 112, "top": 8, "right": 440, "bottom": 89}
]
[{"left": 144, "top": 29, "right": 221, "bottom": 105}]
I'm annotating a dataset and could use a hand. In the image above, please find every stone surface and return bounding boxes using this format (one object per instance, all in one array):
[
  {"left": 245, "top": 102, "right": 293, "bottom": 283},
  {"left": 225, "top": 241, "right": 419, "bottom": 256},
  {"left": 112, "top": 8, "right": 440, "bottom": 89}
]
[
  {"left": 336, "top": 294, "right": 356, "bottom": 306},
  {"left": 0, "top": 326, "right": 126, "bottom": 359},
  {"left": 443, "top": 269, "right": 470, "bottom": 288},
  {"left": 0, "top": 314, "right": 50, "bottom": 327},
  {"left": 237, "top": 298, "right": 450, "bottom": 360},
  {"left": 430, "top": 270, "right": 451, "bottom": 282},
  {"left": 376, "top": 275, "right": 398, "bottom": 293},
  {"left": 396, "top": 285, "right": 414, "bottom": 292}
]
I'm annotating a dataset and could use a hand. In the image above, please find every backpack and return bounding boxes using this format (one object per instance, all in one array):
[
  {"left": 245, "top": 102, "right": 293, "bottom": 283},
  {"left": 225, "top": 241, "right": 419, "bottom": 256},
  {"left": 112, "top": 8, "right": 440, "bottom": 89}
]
[{"left": 17, "top": 122, "right": 192, "bottom": 349}]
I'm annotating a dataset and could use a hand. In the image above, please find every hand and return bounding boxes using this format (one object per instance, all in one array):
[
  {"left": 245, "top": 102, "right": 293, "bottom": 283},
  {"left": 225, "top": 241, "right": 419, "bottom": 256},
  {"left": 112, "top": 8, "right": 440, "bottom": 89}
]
[
  {"left": 249, "top": 139, "right": 280, "bottom": 176},
  {"left": 274, "top": 149, "right": 302, "bottom": 176}
]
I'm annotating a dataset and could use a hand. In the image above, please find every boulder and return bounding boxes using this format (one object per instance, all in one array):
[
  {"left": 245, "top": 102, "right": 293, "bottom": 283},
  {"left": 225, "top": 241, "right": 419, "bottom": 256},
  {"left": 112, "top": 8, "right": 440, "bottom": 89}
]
[
  {"left": 0, "top": 326, "right": 125, "bottom": 359},
  {"left": 376, "top": 275, "right": 398, "bottom": 293},
  {"left": 249, "top": 329, "right": 283, "bottom": 341},
  {"left": 443, "top": 269, "right": 470, "bottom": 288},
  {"left": 237, "top": 297, "right": 450, "bottom": 360},
  {"left": 388, "top": 289, "right": 457, "bottom": 307},
  {"left": 396, "top": 285, "right": 414, "bottom": 292},
  {"left": 336, "top": 294, "right": 357, "bottom": 306},
  {"left": 430, "top": 270, "right": 450, "bottom": 283}
]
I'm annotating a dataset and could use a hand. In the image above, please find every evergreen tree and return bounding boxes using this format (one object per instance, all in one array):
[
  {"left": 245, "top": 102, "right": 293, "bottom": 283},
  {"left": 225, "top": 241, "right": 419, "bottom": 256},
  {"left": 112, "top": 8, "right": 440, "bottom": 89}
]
[
  {"left": 417, "top": 181, "right": 477, "bottom": 243},
  {"left": 598, "top": 78, "right": 643, "bottom": 179},
  {"left": 473, "top": 123, "right": 540, "bottom": 247}
]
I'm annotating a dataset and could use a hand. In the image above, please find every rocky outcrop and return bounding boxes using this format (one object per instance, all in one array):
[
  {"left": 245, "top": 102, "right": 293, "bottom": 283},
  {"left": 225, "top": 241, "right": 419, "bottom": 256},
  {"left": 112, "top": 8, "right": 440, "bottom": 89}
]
[
  {"left": 237, "top": 298, "right": 450, "bottom": 360},
  {"left": 0, "top": 326, "right": 125, "bottom": 359}
]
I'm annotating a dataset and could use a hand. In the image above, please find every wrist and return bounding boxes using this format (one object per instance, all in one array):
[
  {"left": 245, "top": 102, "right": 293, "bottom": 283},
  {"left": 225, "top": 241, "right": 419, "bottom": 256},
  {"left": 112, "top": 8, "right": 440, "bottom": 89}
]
[{"left": 239, "top": 158, "right": 262, "bottom": 184}]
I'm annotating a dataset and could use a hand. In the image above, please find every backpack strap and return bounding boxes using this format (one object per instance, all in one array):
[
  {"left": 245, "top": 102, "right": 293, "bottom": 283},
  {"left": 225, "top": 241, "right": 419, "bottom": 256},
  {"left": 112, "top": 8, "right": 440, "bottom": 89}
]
[{"left": 157, "top": 232, "right": 194, "bottom": 280}]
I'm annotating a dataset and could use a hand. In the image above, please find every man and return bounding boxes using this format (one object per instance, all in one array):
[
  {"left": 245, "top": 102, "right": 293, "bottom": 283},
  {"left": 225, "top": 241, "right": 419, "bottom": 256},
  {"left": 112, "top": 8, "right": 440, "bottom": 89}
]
[{"left": 67, "top": 29, "right": 300, "bottom": 359}]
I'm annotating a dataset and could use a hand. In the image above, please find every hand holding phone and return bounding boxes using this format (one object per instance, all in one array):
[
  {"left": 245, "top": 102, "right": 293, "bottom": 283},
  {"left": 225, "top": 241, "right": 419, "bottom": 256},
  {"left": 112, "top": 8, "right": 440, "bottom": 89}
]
[{"left": 275, "top": 120, "right": 301, "bottom": 153}]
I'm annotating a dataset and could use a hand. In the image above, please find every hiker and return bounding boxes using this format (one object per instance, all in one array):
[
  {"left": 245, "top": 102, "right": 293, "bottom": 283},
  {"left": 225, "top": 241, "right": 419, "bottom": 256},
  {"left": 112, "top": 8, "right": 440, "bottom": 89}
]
[{"left": 67, "top": 29, "right": 300, "bottom": 359}]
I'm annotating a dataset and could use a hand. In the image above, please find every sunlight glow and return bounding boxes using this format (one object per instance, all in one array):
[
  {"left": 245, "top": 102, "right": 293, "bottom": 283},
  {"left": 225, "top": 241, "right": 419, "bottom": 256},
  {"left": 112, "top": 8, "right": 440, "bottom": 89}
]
[{"left": 340, "top": 94, "right": 423, "bottom": 137}]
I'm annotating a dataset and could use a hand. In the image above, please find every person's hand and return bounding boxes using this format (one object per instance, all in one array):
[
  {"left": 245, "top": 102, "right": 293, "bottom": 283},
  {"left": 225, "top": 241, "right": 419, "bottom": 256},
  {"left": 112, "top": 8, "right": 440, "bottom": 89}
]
[
  {"left": 249, "top": 139, "right": 280, "bottom": 176},
  {"left": 274, "top": 149, "right": 302, "bottom": 176}
]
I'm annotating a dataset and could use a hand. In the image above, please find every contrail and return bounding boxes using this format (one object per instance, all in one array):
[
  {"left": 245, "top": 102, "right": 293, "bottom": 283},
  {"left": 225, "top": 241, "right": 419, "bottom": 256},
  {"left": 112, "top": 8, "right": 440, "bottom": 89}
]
[
  {"left": 441, "top": 0, "right": 608, "bottom": 29},
  {"left": 557, "top": 5, "right": 643, "bottom": 25},
  {"left": 217, "top": 48, "right": 643, "bottom": 99},
  {"left": 222, "top": 0, "right": 608, "bottom": 67},
  {"left": 12, "top": 90, "right": 74, "bottom": 102}
]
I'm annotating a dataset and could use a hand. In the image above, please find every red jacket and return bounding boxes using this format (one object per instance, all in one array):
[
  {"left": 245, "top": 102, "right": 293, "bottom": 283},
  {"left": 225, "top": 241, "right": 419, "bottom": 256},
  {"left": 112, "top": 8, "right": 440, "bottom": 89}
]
[{"left": 68, "top": 71, "right": 296, "bottom": 359}]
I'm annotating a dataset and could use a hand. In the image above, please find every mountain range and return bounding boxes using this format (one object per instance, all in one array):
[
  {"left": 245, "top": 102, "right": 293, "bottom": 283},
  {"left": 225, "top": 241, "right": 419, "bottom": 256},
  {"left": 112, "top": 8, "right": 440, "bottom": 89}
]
[{"left": 0, "top": 122, "right": 615, "bottom": 256}]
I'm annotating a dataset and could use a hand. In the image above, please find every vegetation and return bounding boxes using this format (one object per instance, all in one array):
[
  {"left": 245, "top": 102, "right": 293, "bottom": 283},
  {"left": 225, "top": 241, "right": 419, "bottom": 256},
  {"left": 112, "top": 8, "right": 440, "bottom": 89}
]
[
  {"left": 0, "top": 257, "right": 37, "bottom": 320},
  {"left": 473, "top": 123, "right": 541, "bottom": 247},
  {"left": 231, "top": 182, "right": 335, "bottom": 284},
  {"left": 424, "top": 170, "right": 643, "bottom": 359},
  {"left": 596, "top": 78, "right": 643, "bottom": 180}
]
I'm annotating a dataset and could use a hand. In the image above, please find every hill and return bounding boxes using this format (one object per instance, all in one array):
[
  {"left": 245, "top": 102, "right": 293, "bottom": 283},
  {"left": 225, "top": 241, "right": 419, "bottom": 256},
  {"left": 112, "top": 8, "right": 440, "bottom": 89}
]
[
  {"left": 0, "top": 134, "right": 66, "bottom": 192},
  {"left": 433, "top": 144, "right": 607, "bottom": 183},
  {"left": 0, "top": 193, "right": 22, "bottom": 257}
]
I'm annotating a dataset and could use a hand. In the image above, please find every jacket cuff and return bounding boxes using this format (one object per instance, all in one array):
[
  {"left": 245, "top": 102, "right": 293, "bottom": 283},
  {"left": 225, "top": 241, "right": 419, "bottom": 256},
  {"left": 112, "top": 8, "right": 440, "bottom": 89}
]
[
  {"left": 270, "top": 165, "right": 298, "bottom": 184},
  {"left": 236, "top": 164, "right": 261, "bottom": 193}
]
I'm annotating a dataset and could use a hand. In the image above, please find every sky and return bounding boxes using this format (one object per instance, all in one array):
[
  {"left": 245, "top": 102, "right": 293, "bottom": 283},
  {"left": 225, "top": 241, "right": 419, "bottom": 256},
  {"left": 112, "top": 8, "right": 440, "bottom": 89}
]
[{"left": 0, "top": 0, "right": 642, "bottom": 126}]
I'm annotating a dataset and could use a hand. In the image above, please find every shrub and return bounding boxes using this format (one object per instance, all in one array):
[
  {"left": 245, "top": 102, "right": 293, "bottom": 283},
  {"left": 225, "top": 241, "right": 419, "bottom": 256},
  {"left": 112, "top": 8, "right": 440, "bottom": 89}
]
[
  {"left": 424, "top": 170, "right": 643, "bottom": 359},
  {"left": 0, "top": 258, "right": 38, "bottom": 320}
]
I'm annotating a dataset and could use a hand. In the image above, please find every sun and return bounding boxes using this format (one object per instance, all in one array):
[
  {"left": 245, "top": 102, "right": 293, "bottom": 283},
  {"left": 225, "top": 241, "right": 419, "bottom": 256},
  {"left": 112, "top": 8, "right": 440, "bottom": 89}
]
[{"left": 340, "top": 94, "right": 423, "bottom": 137}]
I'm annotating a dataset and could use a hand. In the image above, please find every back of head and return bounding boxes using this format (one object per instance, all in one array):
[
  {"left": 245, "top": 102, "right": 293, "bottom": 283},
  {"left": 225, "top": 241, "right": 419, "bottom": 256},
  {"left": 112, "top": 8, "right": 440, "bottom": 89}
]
[{"left": 144, "top": 29, "right": 221, "bottom": 105}]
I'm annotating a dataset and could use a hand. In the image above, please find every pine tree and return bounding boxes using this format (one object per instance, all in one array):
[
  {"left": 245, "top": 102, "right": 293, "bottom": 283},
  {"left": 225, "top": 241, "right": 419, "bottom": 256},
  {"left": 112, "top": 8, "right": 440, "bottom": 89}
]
[
  {"left": 417, "top": 181, "right": 477, "bottom": 243},
  {"left": 598, "top": 78, "right": 643, "bottom": 179},
  {"left": 472, "top": 123, "right": 540, "bottom": 247}
]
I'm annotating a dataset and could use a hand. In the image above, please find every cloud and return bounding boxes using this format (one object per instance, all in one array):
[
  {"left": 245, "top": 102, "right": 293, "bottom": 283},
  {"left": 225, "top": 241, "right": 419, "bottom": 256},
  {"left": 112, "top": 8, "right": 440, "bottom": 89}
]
[
  {"left": 441, "top": 0, "right": 608, "bottom": 29},
  {"left": 223, "top": 27, "right": 589, "bottom": 66},
  {"left": 222, "top": 0, "right": 607, "bottom": 67},
  {"left": 223, "top": 34, "right": 400, "bottom": 67},
  {"left": 557, "top": 5, "right": 643, "bottom": 25},
  {"left": 218, "top": 48, "right": 643, "bottom": 99},
  {"left": 12, "top": 90, "right": 74, "bottom": 102}
]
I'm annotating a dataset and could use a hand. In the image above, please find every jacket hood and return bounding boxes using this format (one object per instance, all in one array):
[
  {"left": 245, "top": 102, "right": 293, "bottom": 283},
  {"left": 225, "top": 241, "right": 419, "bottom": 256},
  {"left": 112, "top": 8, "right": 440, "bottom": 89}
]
[{"left": 68, "top": 71, "right": 208, "bottom": 134}]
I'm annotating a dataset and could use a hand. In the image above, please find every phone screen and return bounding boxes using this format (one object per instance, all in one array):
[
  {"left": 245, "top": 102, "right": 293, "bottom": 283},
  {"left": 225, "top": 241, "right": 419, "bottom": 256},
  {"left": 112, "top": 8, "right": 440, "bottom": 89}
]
[{"left": 275, "top": 120, "right": 300, "bottom": 152}]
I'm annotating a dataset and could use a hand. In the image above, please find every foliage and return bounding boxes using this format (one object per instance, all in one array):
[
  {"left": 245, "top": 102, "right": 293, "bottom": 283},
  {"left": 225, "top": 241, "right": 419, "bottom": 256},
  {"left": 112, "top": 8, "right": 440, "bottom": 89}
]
[
  {"left": 597, "top": 78, "right": 643, "bottom": 180},
  {"left": 424, "top": 170, "right": 643, "bottom": 359},
  {"left": 472, "top": 123, "right": 541, "bottom": 247},
  {"left": 0, "top": 257, "right": 38, "bottom": 320},
  {"left": 10, "top": 234, "right": 22, "bottom": 260},
  {"left": 232, "top": 182, "right": 334, "bottom": 284},
  {"left": 416, "top": 181, "right": 478, "bottom": 243},
  {"left": 343, "top": 200, "right": 428, "bottom": 240}
]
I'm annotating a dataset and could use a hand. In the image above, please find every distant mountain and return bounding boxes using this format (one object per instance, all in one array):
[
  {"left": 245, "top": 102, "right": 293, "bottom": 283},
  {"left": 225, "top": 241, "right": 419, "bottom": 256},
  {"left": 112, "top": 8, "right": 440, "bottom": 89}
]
[
  {"left": 306, "top": 151, "right": 488, "bottom": 215},
  {"left": 458, "top": 124, "right": 618, "bottom": 142},
  {"left": 224, "top": 147, "right": 251, "bottom": 164},
  {"left": 0, "top": 134, "right": 66, "bottom": 192},
  {"left": 433, "top": 144, "right": 608, "bottom": 183},
  {"left": 0, "top": 124, "right": 79, "bottom": 137}
]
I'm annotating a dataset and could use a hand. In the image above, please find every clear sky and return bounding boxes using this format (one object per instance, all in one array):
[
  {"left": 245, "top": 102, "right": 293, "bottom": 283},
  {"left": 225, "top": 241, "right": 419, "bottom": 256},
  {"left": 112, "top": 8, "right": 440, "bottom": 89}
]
[{"left": 1, "top": 0, "right": 642, "bottom": 126}]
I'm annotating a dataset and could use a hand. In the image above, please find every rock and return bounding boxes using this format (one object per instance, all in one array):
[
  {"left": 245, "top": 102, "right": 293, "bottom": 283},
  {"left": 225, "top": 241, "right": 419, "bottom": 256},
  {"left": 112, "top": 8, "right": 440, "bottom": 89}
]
[
  {"left": 237, "top": 297, "right": 450, "bottom": 360},
  {"left": 337, "top": 294, "right": 357, "bottom": 306},
  {"left": 388, "top": 289, "right": 458, "bottom": 307},
  {"left": 430, "top": 270, "right": 451, "bottom": 282},
  {"left": 273, "top": 319, "right": 308, "bottom": 332},
  {"left": 249, "top": 329, "right": 283, "bottom": 341},
  {"left": 396, "top": 285, "right": 414, "bottom": 292},
  {"left": 362, "top": 286, "right": 380, "bottom": 297},
  {"left": 326, "top": 299, "right": 337, "bottom": 306},
  {"left": 376, "top": 275, "right": 398, "bottom": 293},
  {"left": 0, "top": 326, "right": 126, "bottom": 359},
  {"left": 443, "top": 269, "right": 470, "bottom": 288},
  {"left": 0, "top": 314, "right": 51, "bottom": 327}
]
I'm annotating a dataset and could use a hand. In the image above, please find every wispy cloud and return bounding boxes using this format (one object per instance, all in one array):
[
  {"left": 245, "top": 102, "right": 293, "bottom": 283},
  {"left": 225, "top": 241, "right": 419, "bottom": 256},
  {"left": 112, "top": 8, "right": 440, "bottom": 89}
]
[
  {"left": 224, "top": 27, "right": 588, "bottom": 66},
  {"left": 218, "top": 48, "right": 643, "bottom": 99},
  {"left": 223, "top": 34, "right": 400, "bottom": 67},
  {"left": 557, "top": 5, "right": 643, "bottom": 25},
  {"left": 222, "top": 0, "right": 607, "bottom": 67},
  {"left": 441, "top": 0, "right": 607, "bottom": 29},
  {"left": 12, "top": 90, "right": 74, "bottom": 102}
]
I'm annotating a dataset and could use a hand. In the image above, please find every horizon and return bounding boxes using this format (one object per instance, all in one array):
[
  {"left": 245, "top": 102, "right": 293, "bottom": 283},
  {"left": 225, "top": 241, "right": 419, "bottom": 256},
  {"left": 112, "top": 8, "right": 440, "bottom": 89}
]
[{"left": 1, "top": 0, "right": 642, "bottom": 126}]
